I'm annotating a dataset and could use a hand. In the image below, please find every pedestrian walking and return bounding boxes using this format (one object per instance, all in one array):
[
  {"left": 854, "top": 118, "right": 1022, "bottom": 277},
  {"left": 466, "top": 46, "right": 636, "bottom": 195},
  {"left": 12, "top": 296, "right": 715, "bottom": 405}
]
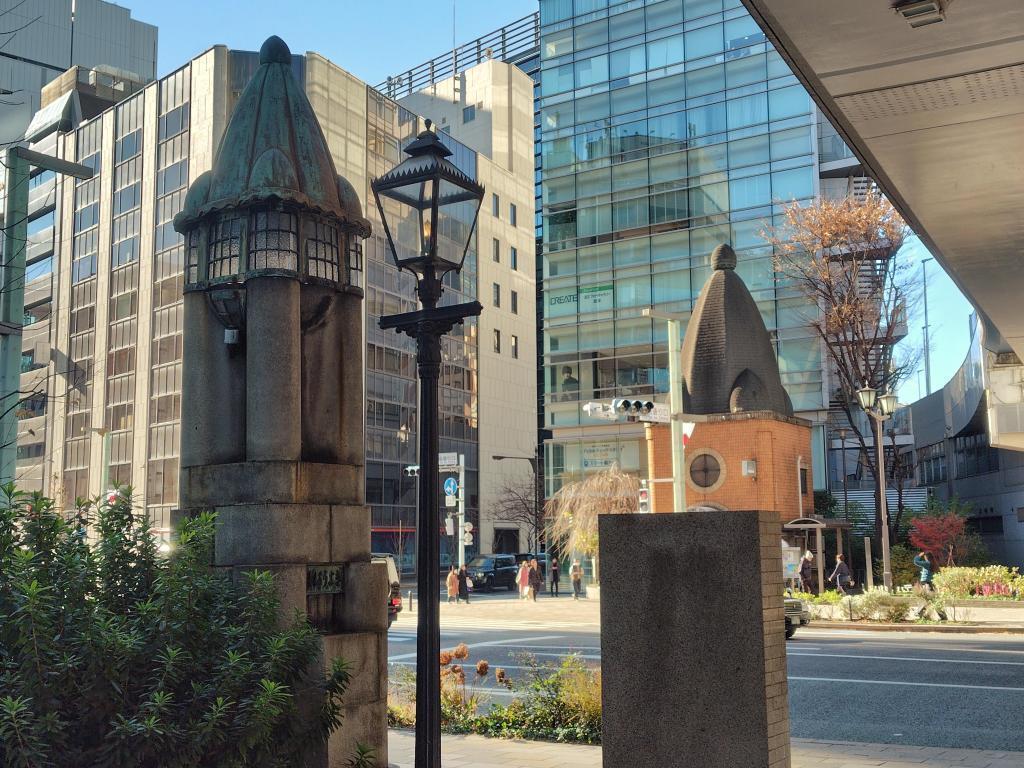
[
  {"left": 550, "top": 558, "right": 560, "bottom": 597},
  {"left": 570, "top": 560, "right": 583, "bottom": 601},
  {"left": 913, "top": 551, "right": 935, "bottom": 592},
  {"left": 799, "top": 551, "right": 815, "bottom": 594},
  {"left": 456, "top": 566, "right": 470, "bottom": 604},
  {"left": 517, "top": 561, "right": 531, "bottom": 600},
  {"left": 528, "top": 558, "right": 542, "bottom": 602},
  {"left": 829, "top": 553, "right": 853, "bottom": 596},
  {"left": 446, "top": 566, "right": 458, "bottom": 604}
]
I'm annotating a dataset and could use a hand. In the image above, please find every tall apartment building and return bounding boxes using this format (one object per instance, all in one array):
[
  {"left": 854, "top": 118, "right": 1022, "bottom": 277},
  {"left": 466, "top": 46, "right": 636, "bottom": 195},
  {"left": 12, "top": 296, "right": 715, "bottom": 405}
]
[
  {"left": 385, "top": 1, "right": 907, "bottom": 507},
  {"left": 399, "top": 61, "right": 538, "bottom": 557},
  {"left": 16, "top": 44, "right": 536, "bottom": 563},
  {"left": 0, "top": 0, "right": 156, "bottom": 143}
]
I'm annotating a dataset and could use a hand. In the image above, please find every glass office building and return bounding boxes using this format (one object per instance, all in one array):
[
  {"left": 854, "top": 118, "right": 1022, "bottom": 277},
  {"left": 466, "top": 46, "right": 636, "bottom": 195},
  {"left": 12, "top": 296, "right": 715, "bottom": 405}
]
[{"left": 537, "top": 0, "right": 826, "bottom": 493}]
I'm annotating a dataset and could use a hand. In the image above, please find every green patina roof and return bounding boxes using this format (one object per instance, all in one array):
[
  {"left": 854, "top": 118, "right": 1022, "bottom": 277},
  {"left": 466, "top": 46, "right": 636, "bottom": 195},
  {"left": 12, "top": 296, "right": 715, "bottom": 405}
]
[{"left": 174, "top": 36, "right": 370, "bottom": 236}]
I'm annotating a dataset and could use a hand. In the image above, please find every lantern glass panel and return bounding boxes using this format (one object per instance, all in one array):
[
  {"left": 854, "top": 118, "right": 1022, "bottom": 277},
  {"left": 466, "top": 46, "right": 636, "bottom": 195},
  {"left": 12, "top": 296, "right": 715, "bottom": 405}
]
[
  {"left": 250, "top": 209, "right": 299, "bottom": 271},
  {"left": 304, "top": 217, "right": 341, "bottom": 283},
  {"left": 207, "top": 214, "right": 245, "bottom": 280}
]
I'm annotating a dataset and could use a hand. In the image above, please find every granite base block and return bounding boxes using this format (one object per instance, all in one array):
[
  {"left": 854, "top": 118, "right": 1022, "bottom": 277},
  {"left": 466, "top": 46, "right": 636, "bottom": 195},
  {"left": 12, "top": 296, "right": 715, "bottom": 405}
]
[{"left": 599, "top": 510, "right": 790, "bottom": 768}]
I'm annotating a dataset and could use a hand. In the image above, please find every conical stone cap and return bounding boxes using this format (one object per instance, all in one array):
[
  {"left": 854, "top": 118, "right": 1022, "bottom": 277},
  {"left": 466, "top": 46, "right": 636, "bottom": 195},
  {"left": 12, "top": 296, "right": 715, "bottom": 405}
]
[
  {"left": 680, "top": 244, "right": 794, "bottom": 417},
  {"left": 174, "top": 36, "right": 370, "bottom": 235}
]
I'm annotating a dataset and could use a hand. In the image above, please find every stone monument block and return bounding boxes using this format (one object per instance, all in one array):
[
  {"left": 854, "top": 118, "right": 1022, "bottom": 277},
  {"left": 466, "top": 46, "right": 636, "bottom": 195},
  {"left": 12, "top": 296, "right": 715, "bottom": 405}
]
[{"left": 600, "top": 510, "right": 791, "bottom": 768}]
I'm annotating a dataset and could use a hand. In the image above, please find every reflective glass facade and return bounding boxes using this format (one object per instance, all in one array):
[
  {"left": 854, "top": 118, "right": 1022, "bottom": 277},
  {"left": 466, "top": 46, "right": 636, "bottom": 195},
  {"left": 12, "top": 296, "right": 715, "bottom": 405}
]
[
  {"left": 538, "top": 0, "right": 824, "bottom": 493},
  {"left": 363, "top": 91, "right": 481, "bottom": 571}
]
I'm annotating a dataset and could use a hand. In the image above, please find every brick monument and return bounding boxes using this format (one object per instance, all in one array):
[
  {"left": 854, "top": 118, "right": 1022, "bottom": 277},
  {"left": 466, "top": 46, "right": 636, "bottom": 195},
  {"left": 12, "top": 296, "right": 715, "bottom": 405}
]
[
  {"left": 173, "top": 37, "right": 387, "bottom": 766},
  {"left": 601, "top": 243, "right": 794, "bottom": 768}
]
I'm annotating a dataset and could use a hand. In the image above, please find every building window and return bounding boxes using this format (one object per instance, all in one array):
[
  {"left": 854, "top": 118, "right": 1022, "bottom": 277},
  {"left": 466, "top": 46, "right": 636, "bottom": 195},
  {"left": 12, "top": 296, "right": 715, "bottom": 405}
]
[
  {"left": 493, "top": 329, "right": 501, "bottom": 354},
  {"left": 954, "top": 433, "right": 999, "bottom": 478},
  {"left": 493, "top": 238, "right": 500, "bottom": 263},
  {"left": 510, "top": 203, "right": 517, "bottom": 226},
  {"left": 492, "top": 193, "right": 500, "bottom": 217},
  {"left": 463, "top": 104, "right": 476, "bottom": 123},
  {"left": 966, "top": 515, "right": 1005, "bottom": 535},
  {"left": 492, "top": 282, "right": 501, "bottom": 308},
  {"left": 917, "top": 443, "right": 947, "bottom": 486},
  {"left": 511, "top": 290, "right": 518, "bottom": 314},
  {"left": 510, "top": 246, "right": 518, "bottom": 270},
  {"left": 511, "top": 334, "right": 519, "bottom": 359},
  {"left": 800, "top": 467, "right": 809, "bottom": 495}
]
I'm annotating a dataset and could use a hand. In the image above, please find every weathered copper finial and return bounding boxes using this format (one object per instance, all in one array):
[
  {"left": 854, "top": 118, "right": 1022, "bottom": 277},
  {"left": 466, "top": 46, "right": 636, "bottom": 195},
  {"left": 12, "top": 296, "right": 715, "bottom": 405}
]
[
  {"left": 259, "top": 35, "right": 291, "bottom": 65},
  {"left": 711, "top": 243, "right": 737, "bottom": 271}
]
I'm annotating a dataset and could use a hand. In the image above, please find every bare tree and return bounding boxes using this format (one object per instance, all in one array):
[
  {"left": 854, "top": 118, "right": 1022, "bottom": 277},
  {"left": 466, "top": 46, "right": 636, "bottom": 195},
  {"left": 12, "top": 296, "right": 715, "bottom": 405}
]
[
  {"left": 763, "top": 192, "right": 920, "bottom": 546},
  {"left": 546, "top": 464, "right": 639, "bottom": 576},
  {"left": 492, "top": 474, "right": 543, "bottom": 553}
]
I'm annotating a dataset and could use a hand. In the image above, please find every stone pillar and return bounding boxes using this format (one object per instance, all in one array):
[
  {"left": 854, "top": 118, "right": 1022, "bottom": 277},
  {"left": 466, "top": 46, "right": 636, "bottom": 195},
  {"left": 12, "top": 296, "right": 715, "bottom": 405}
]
[{"left": 599, "top": 511, "right": 791, "bottom": 768}]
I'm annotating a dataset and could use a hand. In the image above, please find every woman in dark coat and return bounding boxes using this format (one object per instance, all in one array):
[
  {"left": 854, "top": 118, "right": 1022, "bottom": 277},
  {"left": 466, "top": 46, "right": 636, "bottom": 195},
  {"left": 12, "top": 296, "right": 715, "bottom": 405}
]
[
  {"left": 528, "top": 559, "right": 543, "bottom": 602},
  {"left": 457, "top": 566, "right": 470, "bottom": 604},
  {"left": 829, "top": 554, "right": 853, "bottom": 596},
  {"left": 799, "top": 551, "right": 815, "bottom": 593}
]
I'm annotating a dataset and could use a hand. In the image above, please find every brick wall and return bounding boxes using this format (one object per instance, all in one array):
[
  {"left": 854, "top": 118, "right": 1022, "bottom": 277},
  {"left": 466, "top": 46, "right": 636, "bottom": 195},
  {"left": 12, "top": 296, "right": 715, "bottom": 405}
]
[{"left": 645, "top": 411, "right": 813, "bottom": 516}]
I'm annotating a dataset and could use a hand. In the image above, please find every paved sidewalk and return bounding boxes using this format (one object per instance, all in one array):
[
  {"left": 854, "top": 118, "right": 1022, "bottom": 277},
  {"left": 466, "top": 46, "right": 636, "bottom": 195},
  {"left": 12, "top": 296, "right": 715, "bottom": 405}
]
[{"left": 388, "top": 730, "right": 1024, "bottom": 767}]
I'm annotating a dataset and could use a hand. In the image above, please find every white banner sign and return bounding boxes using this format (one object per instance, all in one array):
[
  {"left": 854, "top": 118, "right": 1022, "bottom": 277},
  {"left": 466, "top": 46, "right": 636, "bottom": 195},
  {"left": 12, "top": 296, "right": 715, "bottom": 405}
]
[{"left": 639, "top": 403, "right": 670, "bottom": 424}]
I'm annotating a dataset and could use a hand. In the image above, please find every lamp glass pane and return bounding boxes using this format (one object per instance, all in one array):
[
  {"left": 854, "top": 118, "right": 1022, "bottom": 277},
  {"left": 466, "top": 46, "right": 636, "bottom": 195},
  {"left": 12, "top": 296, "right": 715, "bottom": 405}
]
[{"left": 856, "top": 386, "right": 876, "bottom": 411}]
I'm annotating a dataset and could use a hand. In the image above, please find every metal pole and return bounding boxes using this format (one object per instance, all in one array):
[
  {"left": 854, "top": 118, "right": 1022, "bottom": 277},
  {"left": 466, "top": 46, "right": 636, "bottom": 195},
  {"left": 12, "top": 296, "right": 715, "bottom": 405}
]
[
  {"left": 667, "top": 318, "right": 686, "bottom": 513},
  {"left": 876, "top": 414, "right": 893, "bottom": 591},
  {"left": 1, "top": 147, "right": 92, "bottom": 483},
  {"left": 457, "top": 453, "right": 465, "bottom": 570},
  {"left": 921, "top": 258, "right": 932, "bottom": 395},
  {"left": 0, "top": 148, "right": 29, "bottom": 483},
  {"left": 414, "top": 275, "right": 443, "bottom": 768}
]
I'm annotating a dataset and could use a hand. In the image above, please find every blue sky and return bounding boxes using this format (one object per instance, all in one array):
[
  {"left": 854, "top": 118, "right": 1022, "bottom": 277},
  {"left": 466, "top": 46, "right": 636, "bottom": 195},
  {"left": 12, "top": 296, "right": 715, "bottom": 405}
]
[
  {"left": 895, "top": 237, "right": 975, "bottom": 403},
  {"left": 122, "top": 1, "right": 977, "bottom": 403},
  {"left": 125, "top": 0, "right": 539, "bottom": 86}
]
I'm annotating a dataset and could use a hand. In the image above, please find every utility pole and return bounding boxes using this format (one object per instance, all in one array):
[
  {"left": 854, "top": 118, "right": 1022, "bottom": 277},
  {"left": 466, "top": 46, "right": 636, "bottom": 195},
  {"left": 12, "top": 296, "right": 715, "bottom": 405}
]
[
  {"left": 642, "top": 307, "right": 687, "bottom": 513},
  {"left": 921, "top": 257, "right": 933, "bottom": 395},
  {"left": 1, "top": 146, "right": 93, "bottom": 483}
]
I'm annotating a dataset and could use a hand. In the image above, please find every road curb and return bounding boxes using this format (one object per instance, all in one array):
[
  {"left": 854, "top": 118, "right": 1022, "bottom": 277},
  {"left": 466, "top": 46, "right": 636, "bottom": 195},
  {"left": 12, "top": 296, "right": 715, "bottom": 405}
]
[{"left": 811, "top": 621, "right": 1024, "bottom": 634}]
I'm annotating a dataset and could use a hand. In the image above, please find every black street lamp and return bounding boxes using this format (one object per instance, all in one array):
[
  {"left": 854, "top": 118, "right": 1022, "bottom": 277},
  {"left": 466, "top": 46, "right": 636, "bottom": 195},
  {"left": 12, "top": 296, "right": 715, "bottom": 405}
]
[{"left": 372, "top": 120, "right": 483, "bottom": 768}]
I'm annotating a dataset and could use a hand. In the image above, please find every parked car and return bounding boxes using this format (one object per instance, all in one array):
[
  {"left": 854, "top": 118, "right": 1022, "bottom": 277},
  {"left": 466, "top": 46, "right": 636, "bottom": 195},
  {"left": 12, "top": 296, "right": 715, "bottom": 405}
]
[
  {"left": 372, "top": 553, "right": 402, "bottom": 627},
  {"left": 467, "top": 554, "right": 518, "bottom": 592},
  {"left": 514, "top": 552, "right": 549, "bottom": 578},
  {"left": 784, "top": 593, "right": 811, "bottom": 639}
]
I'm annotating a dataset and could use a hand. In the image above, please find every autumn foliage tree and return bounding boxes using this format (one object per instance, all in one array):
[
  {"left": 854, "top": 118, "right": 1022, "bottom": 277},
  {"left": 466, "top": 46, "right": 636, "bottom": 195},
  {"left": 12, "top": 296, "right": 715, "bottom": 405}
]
[
  {"left": 909, "top": 513, "right": 970, "bottom": 566},
  {"left": 764, "top": 193, "right": 920, "bottom": 546}
]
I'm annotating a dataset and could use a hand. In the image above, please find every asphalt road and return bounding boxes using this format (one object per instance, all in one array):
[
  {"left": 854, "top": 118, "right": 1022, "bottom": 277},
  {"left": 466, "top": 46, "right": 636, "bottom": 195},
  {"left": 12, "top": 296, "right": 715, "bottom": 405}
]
[{"left": 387, "top": 592, "right": 1024, "bottom": 751}]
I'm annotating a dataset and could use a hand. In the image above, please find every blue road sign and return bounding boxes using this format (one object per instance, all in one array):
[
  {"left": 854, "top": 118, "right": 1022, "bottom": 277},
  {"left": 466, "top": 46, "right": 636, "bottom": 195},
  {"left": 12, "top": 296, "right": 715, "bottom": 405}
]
[{"left": 443, "top": 477, "right": 459, "bottom": 496}]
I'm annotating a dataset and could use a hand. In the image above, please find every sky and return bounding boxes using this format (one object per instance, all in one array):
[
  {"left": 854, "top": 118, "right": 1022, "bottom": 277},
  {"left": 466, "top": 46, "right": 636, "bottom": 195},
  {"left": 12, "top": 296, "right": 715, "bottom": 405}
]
[
  {"left": 124, "top": 0, "right": 539, "bottom": 86},
  {"left": 121, "top": 0, "right": 978, "bottom": 404},
  {"left": 894, "top": 237, "right": 975, "bottom": 404}
]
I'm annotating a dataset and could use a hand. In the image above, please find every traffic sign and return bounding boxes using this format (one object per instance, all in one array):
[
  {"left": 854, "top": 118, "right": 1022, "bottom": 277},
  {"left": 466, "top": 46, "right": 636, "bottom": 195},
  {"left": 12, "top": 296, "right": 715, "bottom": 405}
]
[
  {"left": 639, "top": 403, "right": 670, "bottom": 423},
  {"left": 445, "top": 495, "right": 456, "bottom": 507},
  {"left": 443, "top": 477, "right": 459, "bottom": 496},
  {"left": 439, "top": 452, "right": 459, "bottom": 468},
  {"left": 463, "top": 532, "right": 474, "bottom": 546},
  {"left": 463, "top": 522, "right": 474, "bottom": 533},
  {"left": 445, "top": 518, "right": 454, "bottom": 536}
]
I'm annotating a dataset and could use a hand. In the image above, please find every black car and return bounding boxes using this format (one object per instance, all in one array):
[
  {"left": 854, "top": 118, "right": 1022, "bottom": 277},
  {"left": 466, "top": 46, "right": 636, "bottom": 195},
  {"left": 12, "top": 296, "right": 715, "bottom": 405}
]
[
  {"left": 467, "top": 554, "right": 518, "bottom": 592},
  {"left": 372, "top": 553, "right": 403, "bottom": 627}
]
